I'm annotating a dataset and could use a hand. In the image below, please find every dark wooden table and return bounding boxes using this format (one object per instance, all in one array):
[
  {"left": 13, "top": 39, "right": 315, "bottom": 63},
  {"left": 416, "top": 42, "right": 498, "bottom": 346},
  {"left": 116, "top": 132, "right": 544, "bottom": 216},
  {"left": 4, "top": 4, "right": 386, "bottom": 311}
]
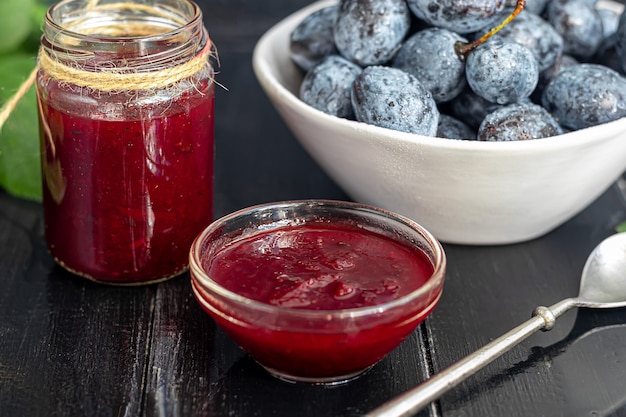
[{"left": 2, "top": 1, "right": 626, "bottom": 416}]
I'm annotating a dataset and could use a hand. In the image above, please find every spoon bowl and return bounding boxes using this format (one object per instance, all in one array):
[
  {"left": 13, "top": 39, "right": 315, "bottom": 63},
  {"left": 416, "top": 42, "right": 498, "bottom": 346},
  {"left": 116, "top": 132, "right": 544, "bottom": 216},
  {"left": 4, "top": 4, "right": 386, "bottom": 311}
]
[
  {"left": 366, "top": 232, "right": 626, "bottom": 417},
  {"left": 578, "top": 233, "right": 626, "bottom": 307}
]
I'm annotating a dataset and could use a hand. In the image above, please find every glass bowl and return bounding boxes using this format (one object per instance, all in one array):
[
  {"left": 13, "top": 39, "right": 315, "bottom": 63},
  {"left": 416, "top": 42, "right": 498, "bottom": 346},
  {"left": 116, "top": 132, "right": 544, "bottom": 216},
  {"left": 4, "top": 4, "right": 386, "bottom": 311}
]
[{"left": 189, "top": 200, "right": 446, "bottom": 384}]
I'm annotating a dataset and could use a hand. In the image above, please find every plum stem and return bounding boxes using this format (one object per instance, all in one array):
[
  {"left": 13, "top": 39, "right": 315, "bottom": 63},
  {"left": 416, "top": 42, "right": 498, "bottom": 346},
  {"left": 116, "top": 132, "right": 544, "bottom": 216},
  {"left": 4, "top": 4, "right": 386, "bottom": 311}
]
[{"left": 454, "top": 0, "right": 526, "bottom": 60}]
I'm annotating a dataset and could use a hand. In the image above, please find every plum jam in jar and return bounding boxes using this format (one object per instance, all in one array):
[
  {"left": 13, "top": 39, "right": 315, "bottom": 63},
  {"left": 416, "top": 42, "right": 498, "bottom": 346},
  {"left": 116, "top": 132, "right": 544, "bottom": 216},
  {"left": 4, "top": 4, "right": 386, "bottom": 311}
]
[{"left": 36, "top": 0, "right": 215, "bottom": 284}]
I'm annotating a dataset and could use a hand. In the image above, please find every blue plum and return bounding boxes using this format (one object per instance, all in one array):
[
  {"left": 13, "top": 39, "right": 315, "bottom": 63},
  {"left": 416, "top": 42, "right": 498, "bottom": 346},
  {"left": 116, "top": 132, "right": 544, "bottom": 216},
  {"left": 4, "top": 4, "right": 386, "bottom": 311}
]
[
  {"left": 300, "top": 55, "right": 362, "bottom": 119},
  {"left": 334, "top": 0, "right": 410, "bottom": 66},
  {"left": 292, "top": 0, "right": 626, "bottom": 139},
  {"left": 477, "top": 102, "right": 563, "bottom": 141},
  {"left": 465, "top": 40, "right": 539, "bottom": 105},
  {"left": 392, "top": 28, "right": 467, "bottom": 103},
  {"left": 614, "top": 8, "right": 626, "bottom": 73},
  {"left": 406, "top": 0, "right": 504, "bottom": 34},
  {"left": 351, "top": 66, "right": 439, "bottom": 136},
  {"left": 592, "top": 7, "right": 621, "bottom": 70},
  {"left": 489, "top": 10, "right": 563, "bottom": 72},
  {"left": 597, "top": 7, "right": 620, "bottom": 40},
  {"left": 450, "top": 88, "right": 506, "bottom": 129},
  {"left": 532, "top": 54, "right": 578, "bottom": 103},
  {"left": 289, "top": 5, "right": 339, "bottom": 72},
  {"left": 437, "top": 114, "right": 476, "bottom": 140},
  {"left": 542, "top": 63, "right": 626, "bottom": 130},
  {"left": 545, "top": 0, "right": 603, "bottom": 60},
  {"left": 506, "top": 0, "right": 547, "bottom": 14}
]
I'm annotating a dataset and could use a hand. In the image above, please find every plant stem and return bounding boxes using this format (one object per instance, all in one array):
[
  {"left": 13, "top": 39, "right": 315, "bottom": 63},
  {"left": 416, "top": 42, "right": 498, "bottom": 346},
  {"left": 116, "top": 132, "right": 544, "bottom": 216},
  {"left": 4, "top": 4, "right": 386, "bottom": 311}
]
[{"left": 455, "top": 0, "right": 527, "bottom": 60}]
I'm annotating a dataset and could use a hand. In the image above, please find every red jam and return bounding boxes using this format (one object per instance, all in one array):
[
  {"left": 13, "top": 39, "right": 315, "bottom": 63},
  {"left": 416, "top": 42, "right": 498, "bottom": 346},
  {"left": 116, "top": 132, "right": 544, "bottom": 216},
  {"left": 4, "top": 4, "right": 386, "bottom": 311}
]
[
  {"left": 195, "top": 222, "right": 440, "bottom": 381},
  {"left": 206, "top": 223, "right": 433, "bottom": 308},
  {"left": 39, "top": 79, "right": 214, "bottom": 284}
]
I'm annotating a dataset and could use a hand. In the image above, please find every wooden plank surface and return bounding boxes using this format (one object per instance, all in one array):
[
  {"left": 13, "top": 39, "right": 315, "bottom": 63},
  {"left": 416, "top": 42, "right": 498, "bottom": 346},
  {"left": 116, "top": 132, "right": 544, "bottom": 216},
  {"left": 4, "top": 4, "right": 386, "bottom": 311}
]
[
  {"left": 429, "top": 186, "right": 626, "bottom": 417},
  {"left": 0, "top": 193, "right": 156, "bottom": 417}
]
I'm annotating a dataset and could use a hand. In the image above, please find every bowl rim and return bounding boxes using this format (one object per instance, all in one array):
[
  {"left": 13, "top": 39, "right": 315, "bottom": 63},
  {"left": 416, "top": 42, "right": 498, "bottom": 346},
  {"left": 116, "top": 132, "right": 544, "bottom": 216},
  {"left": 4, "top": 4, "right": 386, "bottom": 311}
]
[
  {"left": 251, "top": 0, "right": 626, "bottom": 154},
  {"left": 189, "top": 199, "right": 447, "bottom": 320}
]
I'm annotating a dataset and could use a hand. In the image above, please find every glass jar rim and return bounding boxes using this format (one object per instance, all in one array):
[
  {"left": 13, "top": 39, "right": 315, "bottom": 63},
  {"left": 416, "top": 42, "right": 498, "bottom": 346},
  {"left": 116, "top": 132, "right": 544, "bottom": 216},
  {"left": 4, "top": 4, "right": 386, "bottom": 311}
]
[
  {"left": 45, "top": 0, "right": 203, "bottom": 41},
  {"left": 41, "top": 0, "right": 207, "bottom": 69}
]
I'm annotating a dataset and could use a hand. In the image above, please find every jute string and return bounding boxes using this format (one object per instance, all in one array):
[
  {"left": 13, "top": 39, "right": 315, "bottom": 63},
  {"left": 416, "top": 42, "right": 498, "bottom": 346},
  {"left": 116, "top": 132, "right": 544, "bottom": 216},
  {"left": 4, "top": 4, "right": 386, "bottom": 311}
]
[
  {"left": 0, "top": 68, "right": 38, "bottom": 130},
  {"left": 38, "top": 42, "right": 212, "bottom": 92},
  {"left": 0, "top": 1, "right": 213, "bottom": 131}
]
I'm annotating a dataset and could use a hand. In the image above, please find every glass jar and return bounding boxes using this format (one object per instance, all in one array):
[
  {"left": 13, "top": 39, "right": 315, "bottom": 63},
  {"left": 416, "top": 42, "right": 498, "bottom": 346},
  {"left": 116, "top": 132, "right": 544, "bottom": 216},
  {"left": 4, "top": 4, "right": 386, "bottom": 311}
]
[{"left": 36, "top": 0, "right": 215, "bottom": 285}]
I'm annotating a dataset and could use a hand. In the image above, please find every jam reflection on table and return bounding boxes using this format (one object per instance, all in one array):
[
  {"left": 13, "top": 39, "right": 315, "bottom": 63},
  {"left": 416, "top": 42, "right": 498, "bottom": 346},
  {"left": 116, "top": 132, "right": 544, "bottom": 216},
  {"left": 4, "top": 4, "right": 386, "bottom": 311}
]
[
  {"left": 195, "top": 222, "right": 439, "bottom": 381},
  {"left": 38, "top": 78, "right": 215, "bottom": 284}
]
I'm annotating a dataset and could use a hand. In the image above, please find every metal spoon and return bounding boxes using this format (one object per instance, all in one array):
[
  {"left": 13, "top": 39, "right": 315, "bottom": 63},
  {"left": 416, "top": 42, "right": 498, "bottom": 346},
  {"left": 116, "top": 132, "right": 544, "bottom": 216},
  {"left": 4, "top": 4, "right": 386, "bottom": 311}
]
[{"left": 366, "top": 232, "right": 626, "bottom": 417}]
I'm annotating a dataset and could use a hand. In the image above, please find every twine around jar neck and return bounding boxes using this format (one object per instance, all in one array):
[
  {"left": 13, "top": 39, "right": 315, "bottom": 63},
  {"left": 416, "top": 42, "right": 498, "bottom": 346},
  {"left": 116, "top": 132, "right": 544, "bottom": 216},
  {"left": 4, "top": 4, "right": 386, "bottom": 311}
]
[
  {"left": 0, "top": 0, "right": 215, "bottom": 131},
  {"left": 38, "top": 41, "right": 213, "bottom": 92}
]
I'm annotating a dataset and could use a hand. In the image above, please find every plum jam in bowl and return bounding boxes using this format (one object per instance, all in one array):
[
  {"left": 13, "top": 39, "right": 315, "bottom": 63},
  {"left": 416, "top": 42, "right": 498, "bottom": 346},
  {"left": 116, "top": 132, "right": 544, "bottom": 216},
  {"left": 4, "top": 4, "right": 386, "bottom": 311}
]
[{"left": 189, "top": 200, "right": 446, "bottom": 384}]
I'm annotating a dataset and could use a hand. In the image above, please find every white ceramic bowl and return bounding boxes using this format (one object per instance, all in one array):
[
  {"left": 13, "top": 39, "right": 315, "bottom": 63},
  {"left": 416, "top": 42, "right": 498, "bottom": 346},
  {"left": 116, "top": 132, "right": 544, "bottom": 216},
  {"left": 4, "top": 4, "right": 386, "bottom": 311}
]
[{"left": 252, "top": 0, "right": 626, "bottom": 245}]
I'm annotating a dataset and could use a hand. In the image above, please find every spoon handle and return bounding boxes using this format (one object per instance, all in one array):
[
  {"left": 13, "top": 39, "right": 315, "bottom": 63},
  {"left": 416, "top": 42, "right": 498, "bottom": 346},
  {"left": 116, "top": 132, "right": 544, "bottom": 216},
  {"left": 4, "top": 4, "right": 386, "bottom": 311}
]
[{"left": 365, "top": 298, "right": 577, "bottom": 417}]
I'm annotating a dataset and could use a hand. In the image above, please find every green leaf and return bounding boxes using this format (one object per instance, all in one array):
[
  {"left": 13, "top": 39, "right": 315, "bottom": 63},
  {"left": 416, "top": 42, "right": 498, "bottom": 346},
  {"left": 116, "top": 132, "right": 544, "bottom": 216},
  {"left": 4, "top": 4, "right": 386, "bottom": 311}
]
[
  {"left": 0, "top": 0, "right": 47, "bottom": 200},
  {"left": 0, "top": 0, "right": 36, "bottom": 55},
  {"left": 0, "top": 54, "right": 41, "bottom": 201},
  {"left": 616, "top": 221, "right": 626, "bottom": 234}
]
